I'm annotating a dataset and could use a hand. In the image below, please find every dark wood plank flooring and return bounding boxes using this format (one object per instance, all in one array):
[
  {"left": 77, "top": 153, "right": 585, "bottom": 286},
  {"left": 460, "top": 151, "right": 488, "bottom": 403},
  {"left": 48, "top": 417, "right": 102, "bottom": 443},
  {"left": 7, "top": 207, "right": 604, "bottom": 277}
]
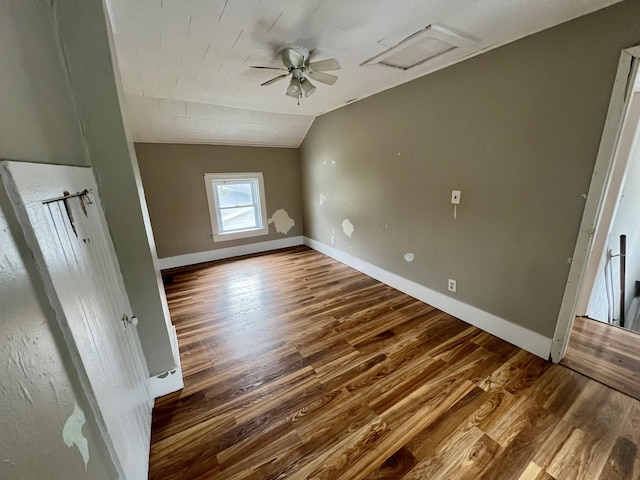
[
  {"left": 562, "top": 315, "right": 640, "bottom": 401},
  {"left": 149, "top": 246, "right": 640, "bottom": 480}
]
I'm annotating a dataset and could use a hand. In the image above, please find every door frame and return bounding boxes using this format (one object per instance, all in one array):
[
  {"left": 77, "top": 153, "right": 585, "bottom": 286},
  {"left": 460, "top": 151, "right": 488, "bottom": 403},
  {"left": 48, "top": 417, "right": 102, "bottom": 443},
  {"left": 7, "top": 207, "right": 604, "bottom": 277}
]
[{"left": 552, "top": 45, "right": 640, "bottom": 362}]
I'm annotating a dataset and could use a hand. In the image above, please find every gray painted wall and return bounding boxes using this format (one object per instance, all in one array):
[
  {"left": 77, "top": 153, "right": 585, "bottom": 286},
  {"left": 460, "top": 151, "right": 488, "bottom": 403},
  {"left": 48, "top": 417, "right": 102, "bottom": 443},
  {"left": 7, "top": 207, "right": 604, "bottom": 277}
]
[
  {"left": 136, "top": 143, "right": 303, "bottom": 259},
  {"left": 54, "top": 0, "right": 176, "bottom": 374},
  {"left": 0, "top": 0, "right": 86, "bottom": 166},
  {"left": 0, "top": 176, "right": 116, "bottom": 479},
  {"left": 300, "top": 0, "right": 640, "bottom": 339}
]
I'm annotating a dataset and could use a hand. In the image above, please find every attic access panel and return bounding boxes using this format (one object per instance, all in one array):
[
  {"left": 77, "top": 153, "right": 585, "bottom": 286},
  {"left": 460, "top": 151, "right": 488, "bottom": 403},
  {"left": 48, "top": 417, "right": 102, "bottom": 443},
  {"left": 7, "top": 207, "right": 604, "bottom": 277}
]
[{"left": 361, "top": 23, "right": 478, "bottom": 71}]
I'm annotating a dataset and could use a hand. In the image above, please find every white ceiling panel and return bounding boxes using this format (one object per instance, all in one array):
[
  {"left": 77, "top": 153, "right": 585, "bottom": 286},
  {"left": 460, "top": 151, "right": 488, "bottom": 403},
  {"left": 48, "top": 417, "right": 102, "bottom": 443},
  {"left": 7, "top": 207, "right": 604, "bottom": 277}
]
[
  {"left": 106, "top": 0, "right": 621, "bottom": 148},
  {"left": 126, "top": 95, "right": 314, "bottom": 146}
]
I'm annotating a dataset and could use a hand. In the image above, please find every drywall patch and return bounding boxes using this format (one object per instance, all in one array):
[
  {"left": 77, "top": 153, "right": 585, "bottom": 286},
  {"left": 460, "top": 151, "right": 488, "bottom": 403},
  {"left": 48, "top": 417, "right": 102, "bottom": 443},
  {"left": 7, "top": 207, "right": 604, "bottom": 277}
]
[
  {"left": 63, "top": 403, "right": 89, "bottom": 470},
  {"left": 268, "top": 209, "right": 295, "bottom": 234},
  {"left": 342, "top": 219, "right": 354, "bottom": 238},
  {"left": 404, "top": 253, "right": 415, "bottom": 262}
]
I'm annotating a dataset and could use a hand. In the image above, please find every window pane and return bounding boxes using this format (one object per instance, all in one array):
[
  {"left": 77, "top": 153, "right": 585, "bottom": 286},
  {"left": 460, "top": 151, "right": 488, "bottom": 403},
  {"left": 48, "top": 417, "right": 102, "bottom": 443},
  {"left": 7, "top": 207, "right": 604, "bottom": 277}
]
[
  {"left": 220, "top": 206, "right": 257, "bottom": 232},
  {"left": 216, "top": 182, "right": 254, "bottom": 208}
]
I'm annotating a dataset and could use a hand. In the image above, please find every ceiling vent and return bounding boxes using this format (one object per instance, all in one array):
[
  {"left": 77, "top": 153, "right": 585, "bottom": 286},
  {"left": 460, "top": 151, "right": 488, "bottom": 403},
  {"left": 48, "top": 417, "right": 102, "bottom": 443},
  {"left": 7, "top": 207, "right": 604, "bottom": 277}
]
[{"left": 361, "top": 24, "right": 478, "bottom": 71}]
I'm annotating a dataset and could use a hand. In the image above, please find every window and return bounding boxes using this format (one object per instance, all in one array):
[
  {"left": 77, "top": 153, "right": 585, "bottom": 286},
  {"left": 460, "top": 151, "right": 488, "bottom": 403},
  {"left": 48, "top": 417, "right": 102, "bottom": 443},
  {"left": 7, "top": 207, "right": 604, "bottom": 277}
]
[{"left": 204, "top": 172, "right": 268, "bottom": 242}]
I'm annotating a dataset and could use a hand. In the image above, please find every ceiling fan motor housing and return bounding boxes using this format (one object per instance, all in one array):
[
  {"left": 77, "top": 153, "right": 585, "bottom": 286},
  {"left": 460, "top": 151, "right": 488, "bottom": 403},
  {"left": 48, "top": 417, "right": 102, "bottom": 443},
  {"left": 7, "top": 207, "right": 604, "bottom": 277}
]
[
  {"left": 281, "top": 47, "right": 309, "bottom": 69},
  {"left": 252, "top": 46, "right": 340, "bottom": 100}
]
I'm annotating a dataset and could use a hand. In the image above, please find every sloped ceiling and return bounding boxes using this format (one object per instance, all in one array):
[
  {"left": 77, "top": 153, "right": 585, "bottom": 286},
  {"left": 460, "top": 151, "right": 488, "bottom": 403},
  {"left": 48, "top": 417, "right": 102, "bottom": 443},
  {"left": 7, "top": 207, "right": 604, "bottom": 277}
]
[{"left": 106, "top": 0, "right": 620, "bottom": 148}]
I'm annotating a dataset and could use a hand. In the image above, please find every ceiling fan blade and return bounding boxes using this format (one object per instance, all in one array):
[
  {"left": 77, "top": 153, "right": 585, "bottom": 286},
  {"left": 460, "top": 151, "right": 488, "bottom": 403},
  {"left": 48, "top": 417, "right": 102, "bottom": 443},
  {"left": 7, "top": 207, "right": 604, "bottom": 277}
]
[
  {"left": 309, "top": 58, "right": 341, "bottom": 71},
  {"left": 308, "top": 70, "right": 338, "bottom": 85},
  {"left": 282, "top": 48, "right": 305, "bottom": 69},
  {"left": 251, "top": 66, "right": 287, "bottom": 71},
  {"left": 261, "top": 74, "right": 288, "bottom": 86}
]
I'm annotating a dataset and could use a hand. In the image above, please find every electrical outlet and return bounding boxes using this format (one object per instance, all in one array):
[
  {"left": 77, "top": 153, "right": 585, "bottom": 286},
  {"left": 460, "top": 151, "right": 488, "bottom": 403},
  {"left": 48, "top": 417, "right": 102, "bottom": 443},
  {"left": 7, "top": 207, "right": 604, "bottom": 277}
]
[
  {"left": 451, "top": 190, "right": 461, "bottom": 205},
  {"left": 330, "top": 234, "right": 335, "bottom": 245},
  {"left": 448, "top": 279, "right": 457, "bottom": 292}
]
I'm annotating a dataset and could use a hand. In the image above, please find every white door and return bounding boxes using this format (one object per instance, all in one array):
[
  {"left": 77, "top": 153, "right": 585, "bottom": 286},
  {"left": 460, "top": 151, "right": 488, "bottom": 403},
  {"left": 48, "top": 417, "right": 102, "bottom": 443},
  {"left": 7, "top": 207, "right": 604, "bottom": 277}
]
[{"left": 1, "top": 161, "right": 152, "bottom": 479}]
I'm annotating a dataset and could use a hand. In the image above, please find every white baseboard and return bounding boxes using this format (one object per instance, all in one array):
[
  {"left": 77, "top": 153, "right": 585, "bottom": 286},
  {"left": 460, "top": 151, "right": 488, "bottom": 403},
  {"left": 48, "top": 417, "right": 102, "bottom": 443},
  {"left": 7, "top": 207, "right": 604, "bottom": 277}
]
[
  {"left": 158, "top": 236, "right": 304, "bottom": 270},
  {"left": 148, "top": 326, "right": 184, "bottom": 398},
  {"left": 304, "top": 237, "right": 552, "bottom": 360}
]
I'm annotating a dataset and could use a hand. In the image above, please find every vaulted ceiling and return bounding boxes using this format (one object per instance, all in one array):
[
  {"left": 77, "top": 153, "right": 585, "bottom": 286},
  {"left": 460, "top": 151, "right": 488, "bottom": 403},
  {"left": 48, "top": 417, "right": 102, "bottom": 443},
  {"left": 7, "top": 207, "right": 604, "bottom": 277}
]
[{"left": 105, "top": 0, "right": 620, "bottom": 148}]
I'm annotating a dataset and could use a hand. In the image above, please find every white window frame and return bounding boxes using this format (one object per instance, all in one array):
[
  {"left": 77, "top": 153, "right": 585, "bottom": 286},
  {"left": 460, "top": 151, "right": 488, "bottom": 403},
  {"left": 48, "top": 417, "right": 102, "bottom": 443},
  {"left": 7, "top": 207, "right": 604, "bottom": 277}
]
[{"left": 204, "top": 172, "right": 268, "bottom": 242}]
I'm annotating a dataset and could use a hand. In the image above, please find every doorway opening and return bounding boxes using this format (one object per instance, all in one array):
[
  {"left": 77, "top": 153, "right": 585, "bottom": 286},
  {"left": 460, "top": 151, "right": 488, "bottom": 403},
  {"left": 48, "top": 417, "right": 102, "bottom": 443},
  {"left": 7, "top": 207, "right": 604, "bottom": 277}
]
[{"left": 552, "top": 46, "right": 640, "bottom": 398}]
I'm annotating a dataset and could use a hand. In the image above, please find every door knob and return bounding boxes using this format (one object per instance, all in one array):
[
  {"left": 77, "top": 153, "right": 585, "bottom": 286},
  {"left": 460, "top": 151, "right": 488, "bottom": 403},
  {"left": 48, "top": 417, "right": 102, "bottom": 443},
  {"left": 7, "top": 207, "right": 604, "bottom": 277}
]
[{"left": 121, "top": 314, "right": 139, "bottom": 328}]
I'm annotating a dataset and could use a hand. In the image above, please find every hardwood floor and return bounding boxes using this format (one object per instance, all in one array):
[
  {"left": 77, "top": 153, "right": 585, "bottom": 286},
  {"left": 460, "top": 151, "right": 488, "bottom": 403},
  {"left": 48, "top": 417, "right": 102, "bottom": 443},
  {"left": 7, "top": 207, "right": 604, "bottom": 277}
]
[
  {"left": 149, "top": 246, "right": 640, "bottom": 480},
  {"left": 562, "top": 316, "right": 640, "bottom": 400}
]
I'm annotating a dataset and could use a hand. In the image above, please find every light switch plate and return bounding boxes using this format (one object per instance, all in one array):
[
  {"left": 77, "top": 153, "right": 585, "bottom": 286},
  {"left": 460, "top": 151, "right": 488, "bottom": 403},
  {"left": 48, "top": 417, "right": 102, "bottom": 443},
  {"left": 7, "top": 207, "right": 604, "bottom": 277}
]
[{"left": 451, "top": 190, "right": 461, "bottom": 204}]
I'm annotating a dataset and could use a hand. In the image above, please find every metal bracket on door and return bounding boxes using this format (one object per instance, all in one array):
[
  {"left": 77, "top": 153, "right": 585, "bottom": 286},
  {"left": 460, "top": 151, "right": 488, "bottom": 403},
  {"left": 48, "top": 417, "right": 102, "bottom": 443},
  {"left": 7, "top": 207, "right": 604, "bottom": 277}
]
[{"left": 42, "top": 189, "right": 93, "bottom": 238}]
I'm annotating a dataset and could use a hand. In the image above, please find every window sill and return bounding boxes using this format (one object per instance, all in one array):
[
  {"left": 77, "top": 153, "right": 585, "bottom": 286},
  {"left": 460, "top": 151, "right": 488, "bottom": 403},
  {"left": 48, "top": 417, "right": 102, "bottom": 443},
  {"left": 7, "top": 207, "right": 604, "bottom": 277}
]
[{"left": 213, "top": 227, "right": 269, "bottom": 243}]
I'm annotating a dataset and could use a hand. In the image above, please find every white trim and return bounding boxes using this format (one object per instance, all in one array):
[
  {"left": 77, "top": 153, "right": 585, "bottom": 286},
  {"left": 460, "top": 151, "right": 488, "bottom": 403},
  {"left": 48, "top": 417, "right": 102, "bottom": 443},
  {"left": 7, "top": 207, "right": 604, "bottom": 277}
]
[
  {"left": 158, "top": 236, "right": 304, "bottom": 270},
  {"left": 148, "top": 326, "right": 184, "bottom": 398},
  {"left": 214, "top": 227, "right": 269, "bottom": 243},
  {"left": 304, "top": 237, "right": 552, "bottom": 360},
  {"left": 552, "top": 46, "right": 640, "bottom": 362}
]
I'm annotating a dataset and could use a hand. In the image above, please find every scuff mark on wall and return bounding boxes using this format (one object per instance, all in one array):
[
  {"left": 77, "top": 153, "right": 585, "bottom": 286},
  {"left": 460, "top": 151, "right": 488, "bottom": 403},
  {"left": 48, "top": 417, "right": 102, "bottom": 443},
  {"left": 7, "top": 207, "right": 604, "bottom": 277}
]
[
  {"left": 18, "top": 381, "right": 33, "bottom": 405},
  {"left": 63, "top": 403, "right": 89, "bottom": 470},
  {"left": 403, "top": 253, "right": 415, "bottom": 262},
  {"left": 50, "top": 379, "right": 60, "bottom": 404},
  {"left": 341, "top": 219, "right": 354, "bottom": 238},
  {"left": 13, "top": 350, "right": 29, "bottom": 377},
  {"left": 268, "top": 209, "right": 295, "bottom": 234},
  {"left": 1, "top": 253, "right": 12, "bottom": 271}
]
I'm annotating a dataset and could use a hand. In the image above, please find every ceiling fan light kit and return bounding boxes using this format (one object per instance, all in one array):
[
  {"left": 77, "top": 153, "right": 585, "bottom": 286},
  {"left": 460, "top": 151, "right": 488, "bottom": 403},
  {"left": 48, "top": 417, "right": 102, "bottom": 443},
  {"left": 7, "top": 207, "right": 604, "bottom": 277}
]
[
  {"left": 300, "top": 79, "right": 316, "bottom": 97},
  {"left": 251, "top": 47, "right": 340, "bottom": 102},
  {"left": 286, "top": 77, "right": 302, "bottom": 98}
]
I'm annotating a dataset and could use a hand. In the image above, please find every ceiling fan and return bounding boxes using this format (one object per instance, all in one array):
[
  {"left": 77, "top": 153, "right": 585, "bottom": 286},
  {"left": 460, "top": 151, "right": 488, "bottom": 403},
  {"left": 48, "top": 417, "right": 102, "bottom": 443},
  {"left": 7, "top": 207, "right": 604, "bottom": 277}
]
[{"left": 251, "top": 47, "right": 341, "bottom": 100}]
